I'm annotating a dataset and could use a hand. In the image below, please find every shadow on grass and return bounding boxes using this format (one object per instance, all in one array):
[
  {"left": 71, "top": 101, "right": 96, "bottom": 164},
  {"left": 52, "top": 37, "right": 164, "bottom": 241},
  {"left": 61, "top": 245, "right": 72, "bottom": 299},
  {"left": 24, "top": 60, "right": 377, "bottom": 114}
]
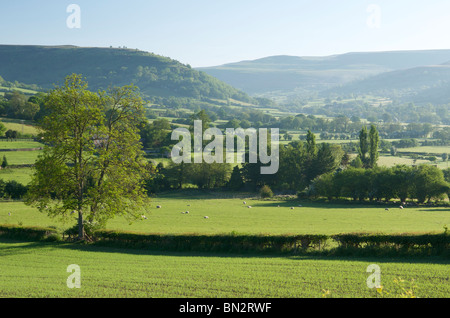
[
  {"left": 1, "top": 237, "right": 448, "bottom": 265},
  {"left": 152, "top": 189, "right": 258, "bottom": 200}
]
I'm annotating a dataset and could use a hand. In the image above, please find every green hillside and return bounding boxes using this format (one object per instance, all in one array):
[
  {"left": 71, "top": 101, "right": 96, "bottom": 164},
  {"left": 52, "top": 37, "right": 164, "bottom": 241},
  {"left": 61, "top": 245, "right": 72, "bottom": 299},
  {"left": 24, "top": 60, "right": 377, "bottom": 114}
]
[{"left": 0, "top": 45, "right": 253, "bottom": 103}]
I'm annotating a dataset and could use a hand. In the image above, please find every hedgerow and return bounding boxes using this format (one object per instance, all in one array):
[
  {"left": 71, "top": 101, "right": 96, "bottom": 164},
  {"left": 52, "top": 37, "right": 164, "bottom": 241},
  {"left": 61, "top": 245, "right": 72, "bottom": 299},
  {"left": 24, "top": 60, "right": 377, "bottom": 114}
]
[{"left": 0, "top": 224, "right": 448, "bottom": 256}]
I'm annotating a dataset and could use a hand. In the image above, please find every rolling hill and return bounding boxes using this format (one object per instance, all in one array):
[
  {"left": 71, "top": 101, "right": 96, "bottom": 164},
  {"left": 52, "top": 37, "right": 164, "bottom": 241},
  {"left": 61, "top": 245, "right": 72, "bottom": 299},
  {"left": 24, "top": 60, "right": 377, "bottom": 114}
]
[
  {"left": 0, "top": 45, "right": 253, "bottom": 103},
  {"left": 326, "top": 62, "right": 450, "bottom": 104},
  {"left": 198, "top": 50, "right": 450, "bottom": 101}
]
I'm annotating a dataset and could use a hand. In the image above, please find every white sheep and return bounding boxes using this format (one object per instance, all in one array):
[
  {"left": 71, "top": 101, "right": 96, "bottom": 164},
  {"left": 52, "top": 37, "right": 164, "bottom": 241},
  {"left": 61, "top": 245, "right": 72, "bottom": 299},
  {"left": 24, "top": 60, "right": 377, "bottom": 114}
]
[
  {"left": 8, "top": 212, "right": 11, "bottom": 216},
  {"left": 156, "top": 205, "right": 162, "bottom": 209},
  {"left": 248, "top": 206, "right": 252, "bottom": 208},
  {"left": 185, "top": 211, "right": 189, "bottom": 214},
  {"left": 243, "top": 201, "right": 246, "bottom": 205},
  {"left": 204, "top": 216, "right": 209, "bottom": 219},
  {"left": 385, "top": 208, "right": 389, "bottom": 211},
  {"left": 399, "top": 206, "right": 404, "bottom": 209},
  {"left": 291, "top": 207, "right": 295, "bottom": 210}
]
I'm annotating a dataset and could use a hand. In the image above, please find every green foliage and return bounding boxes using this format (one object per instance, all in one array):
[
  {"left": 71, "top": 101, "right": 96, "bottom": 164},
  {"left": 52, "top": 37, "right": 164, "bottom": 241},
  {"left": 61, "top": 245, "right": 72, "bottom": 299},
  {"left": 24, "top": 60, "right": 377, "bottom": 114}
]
[
  {"left": 227, "top": 166, "right": 244, "bottom": 191},
  {"left": 259, "top": 185, "right": 273, "bottom": 198},
  {"left": 139, "top": 118, "right": 172, "bottom": 149},
  {"left": 311, "top": 164, "right": 449, "bottom": 202},
  {"left": 0, "top": 45, "right": 253, "bottom": 104},
  {"left": 0, "top": 224, "right": 58, "bottom": 241},
  {"left": 358, "top": 126, "right": 369, "bottom": 167},
  {"left": 25, "top": 74, "right": 151, "bottom": 240},
  {"left": 1, "top": 155, "right": 7, "bottom": 168},
  {"left": 369, "top": 124, "right": 379, "bottom": 168},
  {"left": 0, "top": 120, "right": 6, "bottom": 137},
  {"left": 184, "top": 161, "right": 232, "bottom": 189}
]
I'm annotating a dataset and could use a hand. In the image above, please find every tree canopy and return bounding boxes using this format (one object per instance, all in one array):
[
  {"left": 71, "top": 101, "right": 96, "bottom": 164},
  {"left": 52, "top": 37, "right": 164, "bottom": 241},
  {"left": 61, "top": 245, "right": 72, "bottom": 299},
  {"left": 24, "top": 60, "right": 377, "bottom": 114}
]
[{"left": 26, "top": 74, "right": 151, "bottom": 240}]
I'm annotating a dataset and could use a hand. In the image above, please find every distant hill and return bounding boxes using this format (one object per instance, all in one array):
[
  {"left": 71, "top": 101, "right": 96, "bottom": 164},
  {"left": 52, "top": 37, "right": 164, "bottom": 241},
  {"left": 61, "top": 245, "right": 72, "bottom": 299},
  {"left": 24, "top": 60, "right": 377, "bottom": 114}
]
[
  {"left": 328, "top": 62, "right": 450, "bottom": 104},
  {"left": 198, "top": 50, "right": 450, "bottom": 100},
  {"left": 0, "top": 45, "right": 253, "bottom": 103}
]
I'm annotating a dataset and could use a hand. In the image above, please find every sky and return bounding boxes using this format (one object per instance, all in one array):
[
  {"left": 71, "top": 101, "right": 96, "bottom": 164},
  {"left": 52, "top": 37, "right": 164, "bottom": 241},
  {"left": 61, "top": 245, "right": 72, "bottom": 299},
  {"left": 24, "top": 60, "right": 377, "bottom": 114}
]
[{"left": 2, "top": 0, "right": 450, "bottom": 67}]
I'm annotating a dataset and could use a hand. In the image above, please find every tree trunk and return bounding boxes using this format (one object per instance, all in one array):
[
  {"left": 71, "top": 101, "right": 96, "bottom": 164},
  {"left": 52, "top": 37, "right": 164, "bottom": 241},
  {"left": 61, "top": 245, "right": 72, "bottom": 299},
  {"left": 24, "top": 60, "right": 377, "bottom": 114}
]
[{"left": 78, "top": 210, "right": 85, "bottom": 240}]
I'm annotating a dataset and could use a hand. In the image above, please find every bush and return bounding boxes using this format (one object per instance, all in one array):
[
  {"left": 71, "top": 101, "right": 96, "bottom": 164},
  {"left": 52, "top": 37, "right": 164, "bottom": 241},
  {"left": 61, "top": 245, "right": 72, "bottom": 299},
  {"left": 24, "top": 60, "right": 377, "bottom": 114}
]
[
  {"left": 4, "top": 180, "right": 28, "bottom": 199},
  {"left": 260, "top": 185, "right": 273, "bottom": 198}
]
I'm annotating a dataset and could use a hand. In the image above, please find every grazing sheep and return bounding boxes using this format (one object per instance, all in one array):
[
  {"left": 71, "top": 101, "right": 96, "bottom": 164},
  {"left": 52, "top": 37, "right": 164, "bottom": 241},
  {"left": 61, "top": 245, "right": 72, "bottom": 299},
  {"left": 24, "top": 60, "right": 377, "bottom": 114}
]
[
  {"left": 243, "top": 201, "right": 246, "bottom": 205},
  {"left": 156, "top": 205, "right": 162, "bottom": 209},
  {"left": 291, "top": 207, "right": 294, "bottom": 210},
  {"left": 204, "top": 216, "right": 209, "bottom": 219},
  {"left": 8, "top": 212, "right": 11, "bottom": 216},
  {"left": 141, "top": 215, "right": 147, "bottom": 219},
  {"left": 277, "top": 205, "right": 280, "bottom": 207},
  {"left": 181, "top": 212, "right": 185, "bottom": 214},
  {"left": 399, "top": 206, "right": 404, "bottom": 209},
  {"left": 385, "top": 208, "right": 389, "bottom": 211},
  {"left": 248, "top": 206, "right": 252, "bottom": 208},
  {"left": 185, "top": 211, "right": 189, "bottom": 214}
]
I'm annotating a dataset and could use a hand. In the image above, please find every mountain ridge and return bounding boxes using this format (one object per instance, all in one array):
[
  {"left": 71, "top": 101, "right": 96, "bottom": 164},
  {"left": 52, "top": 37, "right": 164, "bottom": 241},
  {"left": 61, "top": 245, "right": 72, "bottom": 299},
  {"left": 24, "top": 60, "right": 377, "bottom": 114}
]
[
  {"left": 198, "top": 49, "right": 450, "bottom": 101},
  {"left": 0, "top": 44, "right": 253, "bottom": 104}
]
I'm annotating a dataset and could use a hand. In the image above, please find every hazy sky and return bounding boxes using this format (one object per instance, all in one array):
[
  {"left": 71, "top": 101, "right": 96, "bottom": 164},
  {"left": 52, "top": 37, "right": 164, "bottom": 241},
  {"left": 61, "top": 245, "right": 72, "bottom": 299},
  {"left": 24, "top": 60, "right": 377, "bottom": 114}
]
[{"left": 2, "top": 1, "right": 450, "bottom": 67}]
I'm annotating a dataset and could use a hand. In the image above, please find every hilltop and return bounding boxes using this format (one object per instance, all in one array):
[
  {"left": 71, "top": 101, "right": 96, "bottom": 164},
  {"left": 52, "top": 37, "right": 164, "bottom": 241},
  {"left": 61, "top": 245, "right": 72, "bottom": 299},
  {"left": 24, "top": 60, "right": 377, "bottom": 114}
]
[{"left": 0, "top": 45, "right": 253, "bottom": 104}]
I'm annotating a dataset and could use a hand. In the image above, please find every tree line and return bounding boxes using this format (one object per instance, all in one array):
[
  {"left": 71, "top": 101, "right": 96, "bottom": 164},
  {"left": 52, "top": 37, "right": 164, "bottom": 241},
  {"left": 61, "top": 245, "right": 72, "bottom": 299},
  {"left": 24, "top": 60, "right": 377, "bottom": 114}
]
[{"left": 310, "top": 165, "right": 450, "bottom": 203}]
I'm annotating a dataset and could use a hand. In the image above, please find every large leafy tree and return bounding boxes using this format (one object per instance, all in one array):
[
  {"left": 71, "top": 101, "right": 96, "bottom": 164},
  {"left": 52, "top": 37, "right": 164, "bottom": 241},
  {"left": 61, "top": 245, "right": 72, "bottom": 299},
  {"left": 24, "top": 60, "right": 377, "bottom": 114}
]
[{"left": 26, "top": 74, "right": 150, "bottom": 240}]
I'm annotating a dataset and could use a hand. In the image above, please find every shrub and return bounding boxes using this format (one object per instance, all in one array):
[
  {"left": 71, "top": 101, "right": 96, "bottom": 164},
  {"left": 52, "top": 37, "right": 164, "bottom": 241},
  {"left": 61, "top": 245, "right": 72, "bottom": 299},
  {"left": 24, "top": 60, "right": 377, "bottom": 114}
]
[
  {"left": 260, "top": 185, "right": 273, "bottom": 199},
  {"left": 4, "top": 180, "right": 28, "bottom": 199}
]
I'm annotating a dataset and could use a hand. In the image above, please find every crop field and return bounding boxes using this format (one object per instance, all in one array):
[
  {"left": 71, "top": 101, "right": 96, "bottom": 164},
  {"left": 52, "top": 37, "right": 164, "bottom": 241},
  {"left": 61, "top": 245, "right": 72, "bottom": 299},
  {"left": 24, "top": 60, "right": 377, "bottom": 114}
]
[{"left": 0, "top": 239, "right": 448, "bottom": 298}]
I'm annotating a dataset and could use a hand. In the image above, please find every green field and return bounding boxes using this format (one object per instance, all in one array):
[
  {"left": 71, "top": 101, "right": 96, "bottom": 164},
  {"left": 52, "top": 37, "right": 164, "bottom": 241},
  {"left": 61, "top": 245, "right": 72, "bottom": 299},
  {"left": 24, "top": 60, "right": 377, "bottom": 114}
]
[
  {"left": 0, "top": 239, "right": 447, "bottom": 298},
  {"left": 377, "top": 155, "right": 431, "bottom": 167},
  {"left": 0, "top": 118, "right": 40, "bottom": 136},
  {"left": 1, "top": 194, "right": 449, "bottom": 235},
  {"left": 0, "top": 150, "right": 41, "bottom": 165},
  {"left": 0, "top": 167, "right": 34, "bottom": 184},
  {"left": 397, "top": 146, "right": 449, "bottom": 154},
  {"left": 0, "top": 141, "right": 42, "bottom": 149}
]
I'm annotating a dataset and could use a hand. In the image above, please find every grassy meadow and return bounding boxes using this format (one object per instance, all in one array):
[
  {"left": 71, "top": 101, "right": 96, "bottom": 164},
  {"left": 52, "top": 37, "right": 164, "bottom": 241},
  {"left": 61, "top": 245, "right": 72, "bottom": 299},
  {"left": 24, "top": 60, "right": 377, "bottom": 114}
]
[{"left": 1, "top": 194, "right": 449, "bottom": 236}]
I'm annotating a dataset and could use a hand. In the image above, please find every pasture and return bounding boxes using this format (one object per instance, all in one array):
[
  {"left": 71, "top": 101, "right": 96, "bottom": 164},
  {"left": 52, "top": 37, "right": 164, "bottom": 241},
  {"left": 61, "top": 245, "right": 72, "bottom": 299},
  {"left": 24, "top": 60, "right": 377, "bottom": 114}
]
[
  {"left": 0, "top": 150, "right": 41, "bottom": 165},
  {"left": 1, "top": 193, "right": 448, "bottom": 236},
  {"left": 0, "top": 118, "right": 40, "bottom": 136}
]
